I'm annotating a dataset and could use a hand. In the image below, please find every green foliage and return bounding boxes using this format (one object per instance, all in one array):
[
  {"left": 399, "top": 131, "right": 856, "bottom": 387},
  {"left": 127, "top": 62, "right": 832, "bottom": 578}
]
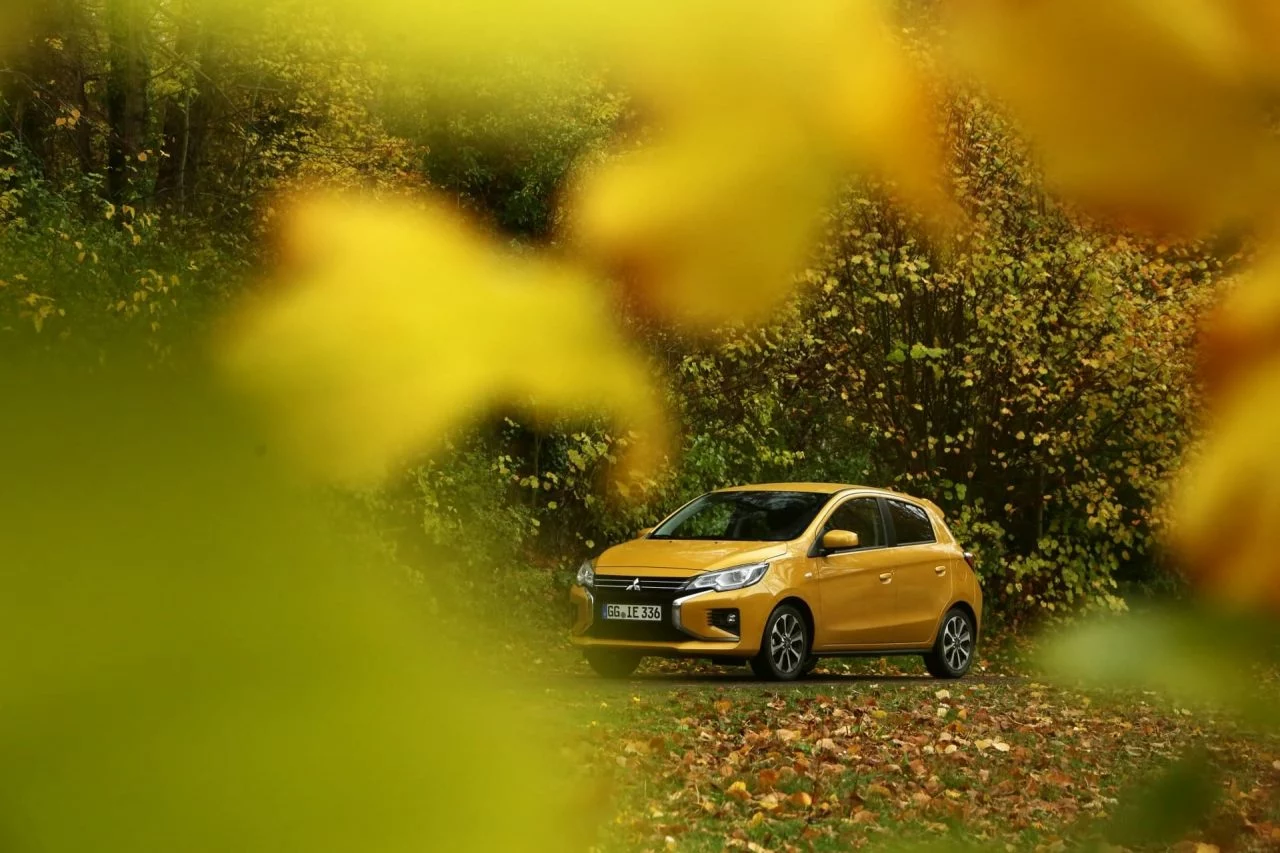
[
  {"left": 0, "top": 133, "right": 241, "bottom": 348},
  {"left": 386, "top": 63, "right": 626, "bottom": 238}
]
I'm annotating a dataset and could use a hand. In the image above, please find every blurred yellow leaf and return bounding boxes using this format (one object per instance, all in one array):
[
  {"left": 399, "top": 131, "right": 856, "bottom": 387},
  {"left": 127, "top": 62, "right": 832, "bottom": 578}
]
[
  {"left": 1172, "top": 246, "right": 1280, "bottom": 612},
  {"left": 953, "top": 0, "right": 1280, "bottom": 234},
  {"left": 0, "top": 364, "right": 587, "bottom": 853},
  {"left": 564, "top": 0, "right": 947, "bottom": 329},
  {"left": 223, "top": 192, "right": 669, "bottom": 486}
]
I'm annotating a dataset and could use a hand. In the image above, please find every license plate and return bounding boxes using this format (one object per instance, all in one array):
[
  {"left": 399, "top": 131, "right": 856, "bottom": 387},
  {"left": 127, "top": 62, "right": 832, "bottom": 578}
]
[{"left": 604, "top": 603, "right": 663, "bottom": 621}]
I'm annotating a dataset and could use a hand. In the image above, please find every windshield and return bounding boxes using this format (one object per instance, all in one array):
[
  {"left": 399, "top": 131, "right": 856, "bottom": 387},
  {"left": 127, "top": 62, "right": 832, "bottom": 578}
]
[{"left": 650, "top": 490, "right": 834, "bottom": 541}]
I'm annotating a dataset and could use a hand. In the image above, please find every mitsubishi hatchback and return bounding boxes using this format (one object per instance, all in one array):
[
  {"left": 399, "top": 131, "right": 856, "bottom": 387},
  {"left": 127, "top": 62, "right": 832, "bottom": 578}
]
[{"left": 570, "top": 483, "right": 982, "bottom": 680}]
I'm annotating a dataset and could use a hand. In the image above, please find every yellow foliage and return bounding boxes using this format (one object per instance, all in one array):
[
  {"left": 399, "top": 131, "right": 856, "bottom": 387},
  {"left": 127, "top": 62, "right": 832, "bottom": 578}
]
[
  {"left": 564, "top": 0, "right": 945, "bottom": 328},
  {"left": 223, "top": 192, "right": 669, "bottom": 486},
  {"left": 953, "top": 0, "right": 1280, "bottom": 234},
  {"left": 1171, "top": 248, "right": 1280, "bottom": 612}
]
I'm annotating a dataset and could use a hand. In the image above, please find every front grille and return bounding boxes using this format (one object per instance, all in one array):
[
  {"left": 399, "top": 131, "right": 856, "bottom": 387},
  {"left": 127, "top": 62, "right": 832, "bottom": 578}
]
[
  {"left": 594, "top": 574, "right": 688, "bottom": 592},
  {"left": 588, "top": 576, "right": 689, "bottom": 643}
]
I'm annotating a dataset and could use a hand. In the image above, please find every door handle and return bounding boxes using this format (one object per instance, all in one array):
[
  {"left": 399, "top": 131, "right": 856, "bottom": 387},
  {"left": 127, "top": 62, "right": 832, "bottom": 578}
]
[
  {"left": 934, "top": 566, "right": 947, "bottom": 576},
  {"left": 878, "top": 572, "right": 892, "bottom": 583}
]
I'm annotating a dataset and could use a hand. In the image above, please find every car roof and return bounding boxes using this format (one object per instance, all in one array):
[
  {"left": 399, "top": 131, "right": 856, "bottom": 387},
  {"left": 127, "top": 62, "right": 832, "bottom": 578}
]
[{"left": 715, "top": 482, "right": 899, "bottom": 497}]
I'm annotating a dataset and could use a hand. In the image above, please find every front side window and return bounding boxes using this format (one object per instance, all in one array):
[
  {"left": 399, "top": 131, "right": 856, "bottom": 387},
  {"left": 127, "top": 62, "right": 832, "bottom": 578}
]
[
  {"left": 650, "top": 491, "right": 833, "bottom": 541},
  {"left": 887, "top": 499, "right": 935, "bottom": 545},
  {"left": 822, "top": 497, "right": 887, "bottom": 548}
]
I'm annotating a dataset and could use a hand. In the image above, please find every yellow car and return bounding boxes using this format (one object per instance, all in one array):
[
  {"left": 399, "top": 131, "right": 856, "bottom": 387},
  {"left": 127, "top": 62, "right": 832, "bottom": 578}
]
[{"left": 570, "top": 483, "right": 982, "bottom": 680}]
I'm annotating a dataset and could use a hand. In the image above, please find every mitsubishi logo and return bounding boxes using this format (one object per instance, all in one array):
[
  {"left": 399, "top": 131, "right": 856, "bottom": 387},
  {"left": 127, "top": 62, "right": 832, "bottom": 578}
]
[{"left": 626, "top": 578, "right": 642, "bottom": 592}]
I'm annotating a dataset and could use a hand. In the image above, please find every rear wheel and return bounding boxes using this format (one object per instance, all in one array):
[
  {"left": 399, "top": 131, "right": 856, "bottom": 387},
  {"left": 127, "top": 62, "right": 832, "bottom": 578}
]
[
  {"left": 750, "top": 604, "right": 809, "bottom": 681},
  {"left": 585, "top": 648, "right": 642, "bottom": 679},
  {"left": 923, "top": 607, "right": 975, "bottom": 678}
]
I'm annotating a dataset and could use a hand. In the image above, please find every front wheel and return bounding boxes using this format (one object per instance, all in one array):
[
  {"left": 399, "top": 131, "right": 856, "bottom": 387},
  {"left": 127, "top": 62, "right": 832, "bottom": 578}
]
[
  {"left": 750, "top": 604, "right": 810, "bottom": 681},
  {"left": 585, "top": 648, "right": 642, "bottom": 679},
  {"left": 923, "top": 607, "right": 975, "bottom": 678}
]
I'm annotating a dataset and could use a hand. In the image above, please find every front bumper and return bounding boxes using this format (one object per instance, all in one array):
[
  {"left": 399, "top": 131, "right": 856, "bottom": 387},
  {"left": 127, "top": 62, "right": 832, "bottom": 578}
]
[{"left": 569, "top": 583, "right": 771, "bottom": 656}]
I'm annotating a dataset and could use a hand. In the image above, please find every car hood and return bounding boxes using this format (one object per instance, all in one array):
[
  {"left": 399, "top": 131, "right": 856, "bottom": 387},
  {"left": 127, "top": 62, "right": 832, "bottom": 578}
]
[{"left": 594, "top": 539, "right": 789, "bottom": 576}]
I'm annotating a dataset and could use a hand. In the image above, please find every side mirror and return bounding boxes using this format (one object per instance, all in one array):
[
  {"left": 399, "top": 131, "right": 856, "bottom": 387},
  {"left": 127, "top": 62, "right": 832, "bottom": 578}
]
[
  {"left": 636, "top": 527, "right": 655, "bottom": 539},
  {"left": 821, "top": 529, "right": 859, "bottom": 552}
]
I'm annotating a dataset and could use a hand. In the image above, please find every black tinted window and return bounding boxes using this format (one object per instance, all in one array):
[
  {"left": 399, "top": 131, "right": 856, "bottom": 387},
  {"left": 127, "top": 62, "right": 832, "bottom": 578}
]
[
  {"left": 651, "top": 491, "right": 832, "bottom": 541},
  {"left": 888, "top": 500, "right": 935, "bottom": 545},
  {"left": 823, "top": 498, "right": 886, "bottom": 548}
]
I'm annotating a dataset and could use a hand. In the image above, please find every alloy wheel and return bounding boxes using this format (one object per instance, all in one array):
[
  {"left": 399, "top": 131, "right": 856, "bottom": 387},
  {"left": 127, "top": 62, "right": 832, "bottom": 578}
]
[
  {"left": 941, "top": 614, "right": 972, "bottom": 672},
  {"left": 769, "top": 612, "right": 805, "bottom": 674}
]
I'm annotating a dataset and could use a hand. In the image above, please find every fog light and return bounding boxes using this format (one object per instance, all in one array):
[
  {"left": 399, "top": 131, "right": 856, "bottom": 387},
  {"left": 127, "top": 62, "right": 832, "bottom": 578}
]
[{"left": 707, "top": 608, "right": 741, "bottom": 636}]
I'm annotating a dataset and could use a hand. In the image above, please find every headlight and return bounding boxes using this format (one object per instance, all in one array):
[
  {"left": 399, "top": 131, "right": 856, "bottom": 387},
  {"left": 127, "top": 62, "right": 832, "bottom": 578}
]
[
  {"left": 684, "top": 562, "right": 769, "bottom": 592},
  {"left": 575, "top": 559, "right": 595, "bottom": 588}
]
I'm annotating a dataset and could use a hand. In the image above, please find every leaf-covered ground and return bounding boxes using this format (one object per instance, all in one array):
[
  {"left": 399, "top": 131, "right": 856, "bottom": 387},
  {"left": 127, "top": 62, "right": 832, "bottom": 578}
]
[{"left": 550, "top": 672, "right": 1280, "bottom": 852}]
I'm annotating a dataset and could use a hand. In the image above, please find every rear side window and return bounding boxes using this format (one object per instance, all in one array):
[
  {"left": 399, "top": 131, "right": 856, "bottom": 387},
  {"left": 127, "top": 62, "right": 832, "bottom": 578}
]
[
  {"left": 823, "top": 498, "right": 887, "bottom": 548},
  {"left": 887, "top": 499, "right": 935, "bottom": 545}
]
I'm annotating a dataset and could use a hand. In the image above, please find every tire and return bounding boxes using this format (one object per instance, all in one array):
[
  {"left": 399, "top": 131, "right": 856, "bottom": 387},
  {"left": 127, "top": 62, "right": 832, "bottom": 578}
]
[
  {"left": 585, "top": 648, "right": 642, "bottom": 679},
  {"left": 750, "top": 604, "right": 810, "bottom": 681},
  {"left": 923, "top": 607, "right": 976, "bottom": 679},
  {"left": 800, "top": 656, "right": 820, "bottom": 677}
]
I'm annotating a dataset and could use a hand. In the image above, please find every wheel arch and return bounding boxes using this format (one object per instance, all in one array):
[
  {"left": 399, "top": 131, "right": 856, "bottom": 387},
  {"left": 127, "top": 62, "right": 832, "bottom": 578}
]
[
  {"left": 776, "top": 595, "right": 815, "bottom": 642},
  {"left": 931, "top": 598, "right": 979, "bottom": 645}
]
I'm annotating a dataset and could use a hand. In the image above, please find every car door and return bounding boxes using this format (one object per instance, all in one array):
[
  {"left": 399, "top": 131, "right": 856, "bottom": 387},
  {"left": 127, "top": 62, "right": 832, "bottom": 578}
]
[
  {"left": 809, "top": 496, "right": 900, "bottom": 648},
  {"left": 881, "top": 498, "right": 955, "bottom": 645}
]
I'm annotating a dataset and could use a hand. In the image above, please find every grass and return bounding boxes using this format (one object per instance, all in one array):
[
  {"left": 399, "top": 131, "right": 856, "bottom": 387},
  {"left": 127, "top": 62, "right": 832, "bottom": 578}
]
[{"left": 542, "top": 674, "right": 1280, "bottom": 852}]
